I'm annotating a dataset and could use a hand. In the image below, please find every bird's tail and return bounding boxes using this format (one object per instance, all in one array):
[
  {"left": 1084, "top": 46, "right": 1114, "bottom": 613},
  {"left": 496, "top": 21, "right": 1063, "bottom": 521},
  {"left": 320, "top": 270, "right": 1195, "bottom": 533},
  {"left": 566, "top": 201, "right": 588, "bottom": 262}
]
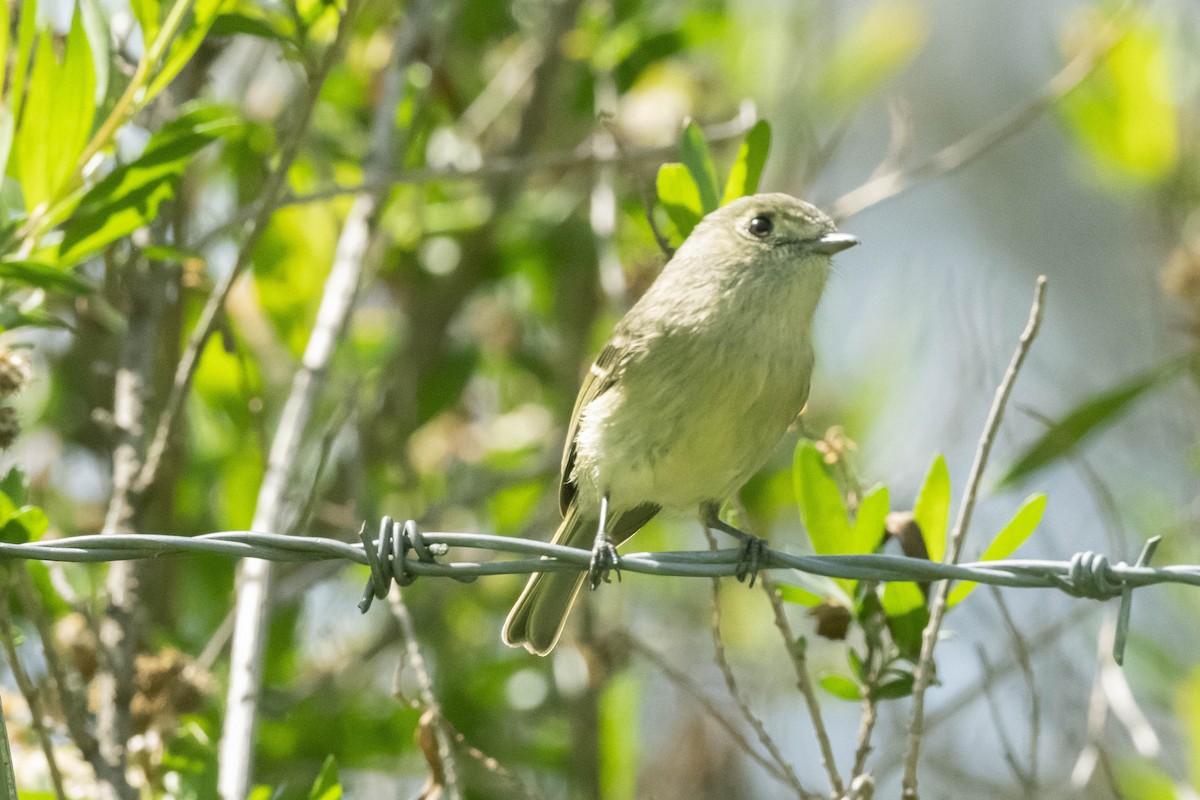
[{"left": 502, "top": 507, "right": 593, "bottom": 656}]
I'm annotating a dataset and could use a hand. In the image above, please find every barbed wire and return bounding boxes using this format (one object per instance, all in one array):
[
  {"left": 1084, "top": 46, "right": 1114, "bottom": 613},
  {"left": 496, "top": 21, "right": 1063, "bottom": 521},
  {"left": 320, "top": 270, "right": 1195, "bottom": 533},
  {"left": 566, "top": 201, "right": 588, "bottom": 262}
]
[{"left": 0, "top": 516, "right": 1176, "bottom": 662}]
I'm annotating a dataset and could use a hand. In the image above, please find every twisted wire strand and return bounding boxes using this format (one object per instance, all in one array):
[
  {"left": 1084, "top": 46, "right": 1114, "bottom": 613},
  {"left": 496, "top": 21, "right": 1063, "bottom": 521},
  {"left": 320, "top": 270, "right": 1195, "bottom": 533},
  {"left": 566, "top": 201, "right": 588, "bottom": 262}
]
[{"left": 0, "top": 518, "right": 1181, "bottom": 599}]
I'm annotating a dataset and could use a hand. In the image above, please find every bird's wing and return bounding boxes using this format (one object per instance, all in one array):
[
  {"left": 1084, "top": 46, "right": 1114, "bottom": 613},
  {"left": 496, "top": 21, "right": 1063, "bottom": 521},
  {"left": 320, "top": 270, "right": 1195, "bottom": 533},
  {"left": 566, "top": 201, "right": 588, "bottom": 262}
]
[{"left": 559, "top": 339, "right": 625, "bottom": 515}]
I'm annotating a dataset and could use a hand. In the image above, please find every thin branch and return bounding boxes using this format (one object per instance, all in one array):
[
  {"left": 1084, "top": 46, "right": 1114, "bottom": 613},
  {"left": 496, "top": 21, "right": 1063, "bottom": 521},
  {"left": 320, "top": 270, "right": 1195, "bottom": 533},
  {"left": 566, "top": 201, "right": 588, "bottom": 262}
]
[
  {"left": 850, "top": 611, "right": 881, "bottom": 780},
  {"left": 975, "top": 645, "right": 1033, "bottom": 793},
  {"left": 10, "top": 570, "right": 101, "bottom": 774},
  {"left": 990, "top": 587, "right": 1041, "bottom": 789},
  {"left": 620, "top": 633, "right": 806, "bottom": 792},
  {"left": 189, "top": 111, "right": 758, "bottom": 253},
  {"left": 214, "top": 3, "right": 369, "bottom": 797},
  {"left": 132, "top": 2, "right": 358, "bottom": 498},
  {"left": 831, "top": 4, "right": 1135, "bottom": 219},
  {"left": 703, "top": 531, "right": 811, "bottom": 800},
  {"left": 388, "top": 587, "right": 460, "bottom": 800},
  {"left": 901, "top": 276, "right": 1047, "bottom": 799},
  {"left": 0, "top": 575, "right": 67, "bottom": 800},
  {"left": 95, "top": 254, "right": 171, "bottom": 800},
  {"left": 759, "top": 571, "right": 844, "bottom": 797}
]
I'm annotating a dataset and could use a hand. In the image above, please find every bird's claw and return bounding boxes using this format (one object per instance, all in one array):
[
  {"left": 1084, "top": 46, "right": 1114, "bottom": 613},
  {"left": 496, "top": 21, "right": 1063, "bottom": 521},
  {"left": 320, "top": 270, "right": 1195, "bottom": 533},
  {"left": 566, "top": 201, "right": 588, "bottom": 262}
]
[
  {"left": 588, "top": 537, "right": 621, "bottom": 589},
  {"left": 736, "top": 536, "right": 766, "bottom": 586}
]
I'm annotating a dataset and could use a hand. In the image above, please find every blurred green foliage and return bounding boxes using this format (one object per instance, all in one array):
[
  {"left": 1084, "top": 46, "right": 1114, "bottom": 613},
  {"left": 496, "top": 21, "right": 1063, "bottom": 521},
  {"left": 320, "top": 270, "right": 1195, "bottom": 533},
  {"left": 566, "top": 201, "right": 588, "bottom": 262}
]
[{"left": 0, "top": 0, "right": 1194, "bottom": 797}]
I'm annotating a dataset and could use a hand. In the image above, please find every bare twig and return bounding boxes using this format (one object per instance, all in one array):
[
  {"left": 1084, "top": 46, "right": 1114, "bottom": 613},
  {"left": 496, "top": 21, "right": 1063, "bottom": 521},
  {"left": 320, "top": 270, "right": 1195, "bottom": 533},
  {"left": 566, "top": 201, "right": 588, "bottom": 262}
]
[
  {"left": 990, "top": 588, "right": 1041, "bottom": 789},
  {"left": 620, "top": 633, "right": 806, "bottom": 791},
  {"left": 133, "top": 0, "right": 360, "bottom": 499},
  {"left": 95, "top": 255, "right": 172, "bottom": 800},
  {"left": 703, "top": 531, "right": 811, "bottom": 799},
  {"left": 388, "top": 587, "right": 460, "bottom": 800},
  {"left": 832, "top": 5, "right": 1135, "bottom": 219},
  {"left": 901, "top": 276, "right": 1047, "bottom": 799},
  {"left": 0, "top": 575, "right": 67, "bottom": 800},
  {"left": 759, "top": 571, "right": 844, "bottom": 797},
  {"left": 436, "top": 715, "right": 545, "bottom": 800},
  {"left": 189, "top": 112, "right": 758, "bottom": 252},
  {"left": 975, "top": 645, "right": 1033, "bottom": 793},
  {"left": 214, "top": 3, "right": 369, "bottom": 797},
  {"left": 10, "top": 571, "right": 101, "bottom": 775}
]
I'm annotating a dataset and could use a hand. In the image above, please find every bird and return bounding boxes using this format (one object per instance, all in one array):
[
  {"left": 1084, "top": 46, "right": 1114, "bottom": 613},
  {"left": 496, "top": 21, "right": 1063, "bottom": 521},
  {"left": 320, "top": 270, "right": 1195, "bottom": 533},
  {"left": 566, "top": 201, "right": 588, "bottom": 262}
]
[{"left": 502, "top": 192, "right": 857, "bottom": 655}]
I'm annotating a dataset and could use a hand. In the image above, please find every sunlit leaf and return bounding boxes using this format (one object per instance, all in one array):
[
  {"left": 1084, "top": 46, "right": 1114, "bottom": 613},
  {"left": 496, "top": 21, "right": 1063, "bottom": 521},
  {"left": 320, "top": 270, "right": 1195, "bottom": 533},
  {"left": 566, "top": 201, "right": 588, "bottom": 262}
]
[
  {"left": 3, "top": 505, "right": 48, "bottom": 543},
  {"left": 80, "top": 0, "right": 110, "bottom": 105},
  {"left": 678, "top": 120, "right": 720, "bottom": 213},
  {"left": 818, "top": 673, "right": 860, "bottom": 701},
  {"left": 59, "top": 105, "right": 241, "bottom": 264},
  {"left": 777, "top": 572, "right": 850, "bottom": 607},
  {"left": 9, "top": 0, "right": 39, "bottom": 135},
  {"left": 848, "top": 484, "right": 889, "bottom": 556},
  {"left": 721, "top": 119, "right": 770, "bottom": 205},
  {"left": 15, "top": 7, "right": 96, "bottom": 213},
  {"left": 999, "top": 358, "right": 1187, "bottom": 487},
  {"left": 912, "top": 454, "right": 950, "bottom": 563},
  {"left": 0, "top": 109, "right": 14, "bottom": 184},
  {"left": 881, "top": 580, "right": 927, "bottom": 658},
  {"left": 0, "top": 260, "right": 91, "bottom": 294},
  {"left": 820, "top": 0, "right": 928, "bottom": 105},
  {"left": 145, "top": 0, "right": 233, "bottom": 102},
  {"left": 793, "top": 440, "right": 851, "bottom": 557},
  {"left": 308, "top": 755, "right": 341, "bottom": 800},
  {"left": 1059, "top": 12, "right": 1177, "bottom": 183},
  {"left": 0, "top": 0, "right": 10, "bottom": 107},
  {"left": 949, "top": 494, "right": 1046, "bottom": 607},
  {"left": 131, "top": 0, "right": 161, "bottom": 47},
  {"left": 656, "top": 162, "right": 703, "bottom": 241}
]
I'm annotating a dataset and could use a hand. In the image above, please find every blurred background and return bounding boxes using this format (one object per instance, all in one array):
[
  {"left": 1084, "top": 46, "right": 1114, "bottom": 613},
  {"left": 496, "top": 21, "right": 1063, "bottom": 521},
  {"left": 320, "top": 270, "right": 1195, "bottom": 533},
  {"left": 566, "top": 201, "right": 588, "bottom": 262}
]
[{"left": 1, "top": 0, "right": 1198, "bottom": 797}]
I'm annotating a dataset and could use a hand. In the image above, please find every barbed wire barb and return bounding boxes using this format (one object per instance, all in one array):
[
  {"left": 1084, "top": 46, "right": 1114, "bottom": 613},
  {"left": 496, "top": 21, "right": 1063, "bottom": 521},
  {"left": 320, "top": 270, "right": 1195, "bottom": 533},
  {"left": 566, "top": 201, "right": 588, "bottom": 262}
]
[{"left": 0, "top": 522, "right": 1189, "bottom": 622}]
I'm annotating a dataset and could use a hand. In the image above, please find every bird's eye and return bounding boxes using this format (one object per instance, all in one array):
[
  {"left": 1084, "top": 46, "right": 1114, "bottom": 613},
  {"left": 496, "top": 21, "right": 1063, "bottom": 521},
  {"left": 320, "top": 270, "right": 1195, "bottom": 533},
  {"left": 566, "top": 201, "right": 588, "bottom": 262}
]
[{"left": 748, "top": 215, "right": 773, "bottom": 237}]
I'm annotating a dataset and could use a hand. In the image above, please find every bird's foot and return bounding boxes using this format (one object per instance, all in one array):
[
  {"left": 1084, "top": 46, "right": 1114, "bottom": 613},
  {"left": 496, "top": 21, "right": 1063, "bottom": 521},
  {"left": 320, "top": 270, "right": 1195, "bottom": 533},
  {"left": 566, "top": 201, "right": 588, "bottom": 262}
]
[
  {"left": 736, "top": 535, "right": 766, "bottom": 586},
  {"left": 588, "top": 534, "right": 621, "bottom": 589}
]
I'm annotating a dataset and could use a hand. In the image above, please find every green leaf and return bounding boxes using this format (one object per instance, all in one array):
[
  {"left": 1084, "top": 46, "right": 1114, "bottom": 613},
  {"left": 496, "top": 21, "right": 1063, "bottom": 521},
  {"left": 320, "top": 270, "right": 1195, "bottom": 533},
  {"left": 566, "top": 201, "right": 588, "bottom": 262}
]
[
  {"left": 678, "top": 120, "right": 720, "bottom": 214},
  {"left": 818, "top": 673, "right": 861, "bottom": 701},
  {"left": 871, "top": 673, "right": 916, "bottom": 701},
  {"left": 998, "top": 359, "right": 1187, "bottom": 487},
  {"left": 0, "top": 260, "right": 91, "bottom": 294},
  {"left": 0, "top": 108, "right": 14, "bottom": 184},
  {"left": 80, "top": 0, "right": 110, "bottom": 106},
  {"left": 849, "top": 484, "right": 889, "bottom": 556},
  {"left": 912, "top": 454, "right": 950, "bottom": 562},
  {"left": 2, "top": 506, "right": 48, "bottom": 543},
  {"left": 881, "top": 580, "right": 927, "bottom": 658},
  {"left": 1059, "top": 14, "right": 1177, "bottom": 184},
  {"left": 793, "top": 441, "right": 852, "bottom": 557},
  {"left": 59, "top": 106, "right": 241, "bottom": 264},
  {"left": 776, "top": 573, "right": 849, "bottom": 607},
  {"left": 721, "top": 119, "right": 771, "bottom": 205},
  {"left": 210, "top": 11, "right": 293, "bottom": 44},
  {"left": 15, "top": 7, "right": 96, "bottom": 213},
  {"left": 308, "top": 755, "right": 341, "bottom": 800},
  {"left": 131, "top": 0, "right": 161, "bottom": 47},
  {"left": 145, "top": 0, "right": 234, "bottom": 103},
  {"left": 9, "top": 0, "right": 39, "bottom": 135},
  {"left": 0, "top": 490, "right": 18, "bottom": 541},
  {"left": 949, "top": 494, "right": 1046, "bottom": 607},
  {"left": 655, "top": 162, "right": 703, "bottom": 241},
  {"left": 0, "top": 467, "right": 26, "bottom": 505},
  {"left": 0, "top": 0, "right": 10, "bottom": 106}
]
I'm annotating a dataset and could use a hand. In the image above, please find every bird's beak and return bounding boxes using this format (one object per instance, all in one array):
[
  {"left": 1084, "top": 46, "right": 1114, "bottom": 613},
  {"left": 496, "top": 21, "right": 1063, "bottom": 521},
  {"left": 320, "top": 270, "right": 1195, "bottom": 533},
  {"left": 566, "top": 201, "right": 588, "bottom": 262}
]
[{"left": 810, "top": 232, "right": 859, "bottom": 255}]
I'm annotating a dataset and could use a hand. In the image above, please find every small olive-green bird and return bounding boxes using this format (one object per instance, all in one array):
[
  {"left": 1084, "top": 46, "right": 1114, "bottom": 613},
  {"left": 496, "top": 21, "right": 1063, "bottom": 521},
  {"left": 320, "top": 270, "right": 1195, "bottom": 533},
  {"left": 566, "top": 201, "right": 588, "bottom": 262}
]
[{"left": 502, "top": 193, "right": 857, "bottom": 655}]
